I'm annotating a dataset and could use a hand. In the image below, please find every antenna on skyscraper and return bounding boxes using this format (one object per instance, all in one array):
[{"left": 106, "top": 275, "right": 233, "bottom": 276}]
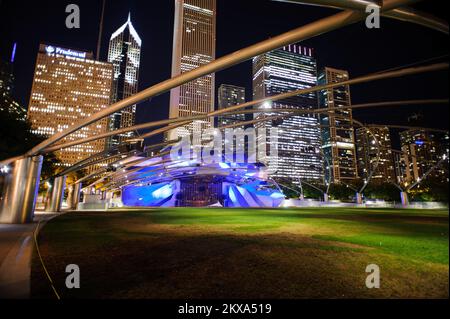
[{"left": 96, "top": 0, "right": 106, "bottom": 60}]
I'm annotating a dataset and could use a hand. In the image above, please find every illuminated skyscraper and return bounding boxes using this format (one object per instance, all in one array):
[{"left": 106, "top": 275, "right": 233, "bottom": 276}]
[
  {"left": 0, "top": 44, "right": 26, "bottom": 119},
  {"left": 253, "top": 44, "right": 323, "bottom": 182},
  {"left": 0, "top": 59, "right": 14, "bottom": 97},
  {"left": 217, "top": 84, "right": 246, "bottom": 127},
  {"left": 397, "top": 129, "right": 449, "bottom": 184},
  {"left": 106, "top": 13, "right": 142, "bottom": 148},
  {"left": 168, "top": 0, "right": 216, "bottom": 140},
  {"left": 318, "top": 67, "right": 358, "bottom": 183},
  {"left": 356, "top": 126, "right": 395, "bottom": 182},
  {"left": 27, "top": 44, "right": 113, "bottom": 167}
]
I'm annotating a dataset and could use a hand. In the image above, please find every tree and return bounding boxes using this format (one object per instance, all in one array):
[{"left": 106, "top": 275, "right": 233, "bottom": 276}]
[
  {"left": 0, "top": 108, "right": 62, "bottom": 184},
  {"left": 0, "top": 109, "right": 44, "bottom": 160},
  {"left": 364, "top": 182, "right": 401, "bottom": 202},
  {"left": 276, "top": 177, "right": 301, "bottom": 199},
  {"left": 328, "top": 184, "right": 355, "bottom": 201},
  {"left": 409, "top": 177, "right": 449, "bottom": 202}
]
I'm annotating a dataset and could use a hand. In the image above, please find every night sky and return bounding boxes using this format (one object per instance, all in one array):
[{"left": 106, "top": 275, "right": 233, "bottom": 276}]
[{"left": 1, "top": 0, "right": 448, "bottom": 147}]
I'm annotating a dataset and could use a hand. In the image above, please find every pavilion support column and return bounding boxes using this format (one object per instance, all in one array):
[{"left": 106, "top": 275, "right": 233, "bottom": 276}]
[
  {"left": 400, "top": 191, "right": 409, "bottom": 206},
  {"left": 356, "top": 192, "right": 363, "bottom": 205},
  {"left": 73, "top": 183, "right": 82, "bottom": 210},
  {"left": 0, "top": 156, "right": 43, "bottom": 224},
  {"left": 46, "top": 176, "right": 66, "bottom": 213},
  {"left": 68, "top": 183, "right": 82, "bottom": 210},
  {"left": 67, "top": 185, "right": 73, "bottom": 209}
]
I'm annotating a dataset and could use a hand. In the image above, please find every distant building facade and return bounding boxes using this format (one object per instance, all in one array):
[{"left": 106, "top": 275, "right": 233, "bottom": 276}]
[
  {"left": 106, "top": 13, "right": 142, "bottom": 149},
  {"left": 217, "top": 84, "right": 246, "bottom": 127},
  {"left": 168, "top": 0, "right": 217, "bottom": 141},
  {"left": 317, "top": 67, "right": 358, "bottom": 183},
  {"left": 27, "top": 44, "right": 113, "bottom": 167},
  {"left": 253, "top": 44, "right": 323, "bottom": 182},
  {"left": 396, "top": 129, "right": 449, "bottom": 184},
  {"left": 356, "top": 126, "right": 395, "bottom": 182},
  {"left": 0, "top": 50, "right": 26, "bottom": 119}
]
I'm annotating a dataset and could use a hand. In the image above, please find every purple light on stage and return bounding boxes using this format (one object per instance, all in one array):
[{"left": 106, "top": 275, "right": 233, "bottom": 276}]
[{"left": 11, "top": 43, "right": 17, "bottom": 63}]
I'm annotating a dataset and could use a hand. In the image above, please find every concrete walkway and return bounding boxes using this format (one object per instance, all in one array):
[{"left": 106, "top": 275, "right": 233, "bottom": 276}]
[{"left": 0, "top": 212, "right": 58, "bottom": 299}]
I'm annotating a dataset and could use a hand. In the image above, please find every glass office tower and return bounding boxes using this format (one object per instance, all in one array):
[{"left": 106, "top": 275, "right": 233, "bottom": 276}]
[
  {"left": 168, "top": 0, "right": 216, "bottom": 141},
  {"left": 318, "top": 67, "right": 358, "bottom": 183},
  {"left": 253, "top": 44, "right": 323, "bottom": 182}
]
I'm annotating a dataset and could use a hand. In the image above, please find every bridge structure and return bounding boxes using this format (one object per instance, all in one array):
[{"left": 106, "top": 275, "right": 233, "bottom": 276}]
[{"left": 0, "top": 0, "right": 448, "bottom": 223}]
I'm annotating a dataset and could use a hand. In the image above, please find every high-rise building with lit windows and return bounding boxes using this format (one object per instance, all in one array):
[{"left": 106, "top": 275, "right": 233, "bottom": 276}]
[
  {"left": 396, "top": 129, "right": 449, "bottom": 184},
  {"left": 107, "top": 13, "right": 142, "bottom": 148},
  {"left": 218, "top": 84, "right": 246, "bottom": 127},
  {"left": 356, "top": 126, "right": 395, "bottom": 182},
  {"left": 318, "top": 67, "right": 358, "bottom": 183},
  {"left": 0, "top": 44, "right": 26, "bottom": 119},
  {"left": 27, "top": 44, "right": 113, "bottom": 167},
  {"left": 168, "top": 0, "right": 216, "bottom": 141},
  {"left": 253, "top": 44, "right": 323, "bottom": 182}
]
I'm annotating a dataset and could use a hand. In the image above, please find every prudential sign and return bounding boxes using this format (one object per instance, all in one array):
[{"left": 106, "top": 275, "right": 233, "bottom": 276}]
[{"left": 45, "top": 45, "right": 87, "bottom": 59}]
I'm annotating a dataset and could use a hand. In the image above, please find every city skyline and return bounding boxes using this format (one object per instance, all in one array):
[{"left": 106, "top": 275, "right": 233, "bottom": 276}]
[{"left": 1, "top": 0, "right": 448, "bottom": 151}]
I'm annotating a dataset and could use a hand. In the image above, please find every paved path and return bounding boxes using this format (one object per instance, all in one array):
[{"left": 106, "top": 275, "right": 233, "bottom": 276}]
[{"left": 0, "top": 212, "right": 59, "bottom": 299}]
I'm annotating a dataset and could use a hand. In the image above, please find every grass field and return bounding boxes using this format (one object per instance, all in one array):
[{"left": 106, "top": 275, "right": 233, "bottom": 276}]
[{"left": 31, "top": 207, "right": 449, "bottom": 299}]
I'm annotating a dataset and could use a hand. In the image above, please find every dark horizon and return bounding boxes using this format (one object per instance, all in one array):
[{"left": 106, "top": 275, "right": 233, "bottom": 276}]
[{"left": 1, "top": 0, "right": 448, "bottom": 148}]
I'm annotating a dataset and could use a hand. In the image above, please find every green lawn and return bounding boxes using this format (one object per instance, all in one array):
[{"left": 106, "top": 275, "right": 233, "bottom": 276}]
[{"left": 31, "top": 207, "right": 449, "bottom": 299}]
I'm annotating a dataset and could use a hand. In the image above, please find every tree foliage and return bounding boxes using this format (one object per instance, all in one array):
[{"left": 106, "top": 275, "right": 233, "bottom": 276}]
[
  {"left": 0, "top": 109, "right": 62, "bottom": 182},
  {"left": 0, "top": 109, "right": 43, "bottom": 160},
  {"left": 408, "top": 177, "right": 449, "bottom": 202}
]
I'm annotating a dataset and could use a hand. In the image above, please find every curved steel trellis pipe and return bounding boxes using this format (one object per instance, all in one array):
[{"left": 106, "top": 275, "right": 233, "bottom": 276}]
[
  {"left": 131, "top": 63, "right": 448, "bottom": 143},
  {"left": 220, "top": 99, "right": 449, "bottom": 118},
  {"left": 55, "top": 139, "right": 181, "bottom": 179},
  {"left": 73, "top": 150, "right": 171, "bottom": 185},
  {"left": 273, "top": 0, "right": 448, "bottom": 33},
  {"left": 130, "top": 98, "right": 449, "bottom": 152},
  {"left": 91, "top": 159, "right": 177, "bottom": 189},
  {"left": 366, "top": 124, "right": 449, "bottom": 133}
]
